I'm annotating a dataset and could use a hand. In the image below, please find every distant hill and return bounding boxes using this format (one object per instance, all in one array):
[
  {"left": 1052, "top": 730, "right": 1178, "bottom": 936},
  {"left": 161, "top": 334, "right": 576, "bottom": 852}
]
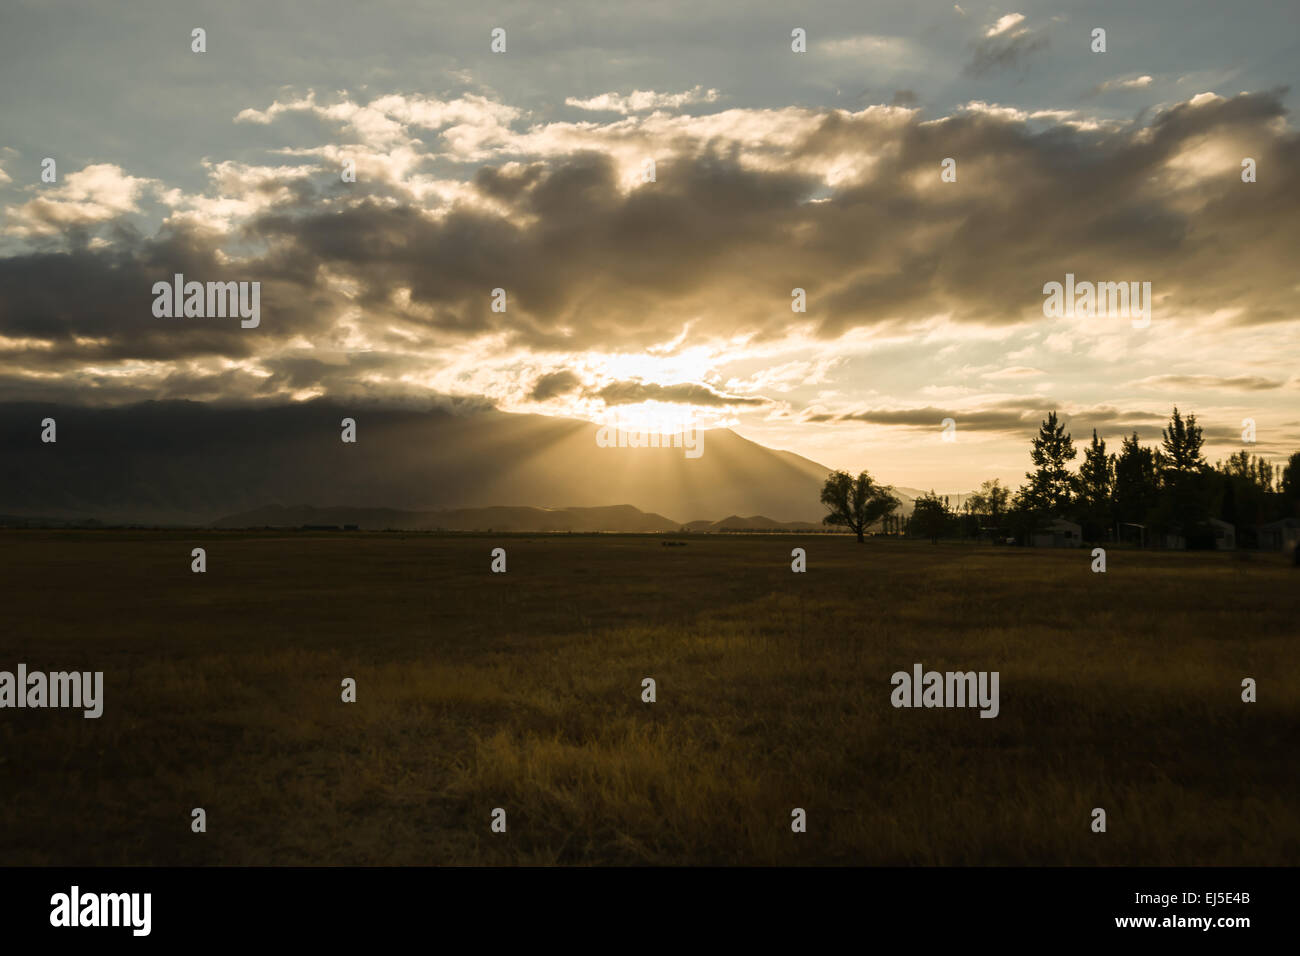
[
  {"left": 211, "top": 504, "right": 839, "bottom": 533},
  {"left": 0, "top": 399, "right": 972, "bottom": 528},
  {"left": 0, "top": 399, "right": 835, "bottom": 526},
  {"left": 0, "top": 513, "right": 106, "bottom": 528},
  {"left": 891, "top": 487, "right": 978, "bottom": 515},
  {"left": 705, "top": 514, "right": 823, "bottom": 531},
  {"left": 213, "top": 503, "right": 681, "bottom": 533}
]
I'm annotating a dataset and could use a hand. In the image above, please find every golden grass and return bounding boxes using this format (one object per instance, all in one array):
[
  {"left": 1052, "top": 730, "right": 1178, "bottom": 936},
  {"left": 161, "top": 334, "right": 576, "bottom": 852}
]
[{"left": 0, "top": 531, "right": 1295, "bottom": 865}]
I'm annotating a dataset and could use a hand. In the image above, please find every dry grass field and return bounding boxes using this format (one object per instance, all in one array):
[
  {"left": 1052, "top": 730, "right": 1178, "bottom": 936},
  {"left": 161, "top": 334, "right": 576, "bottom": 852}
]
[{"left": 0, "top": 530, "right": 1295, "bottom": 865}]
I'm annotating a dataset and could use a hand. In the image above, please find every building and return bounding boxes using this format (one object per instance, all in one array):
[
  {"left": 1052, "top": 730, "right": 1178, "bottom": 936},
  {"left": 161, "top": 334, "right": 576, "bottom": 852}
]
[
  {"left": 1155, "top": 531, "right": 1186, "bottom": 550},
  {"left": 1032, "top": 518, "right": 1082, "bottom": 548},
  {"left": 1256, "top": 517, "right": 1299, "bottom": 552},
  {"left": 1208, "top": 518, "right": 1236, "bottom": 551},
  {"left": 1117, "top": 522, "right": 1147, "bottom": 547}
]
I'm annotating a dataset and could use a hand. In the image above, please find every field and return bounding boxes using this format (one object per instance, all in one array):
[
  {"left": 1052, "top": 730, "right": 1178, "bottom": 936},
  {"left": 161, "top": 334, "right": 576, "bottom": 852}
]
[{"left": 0, "top": 530, "right": 1296, "bottom": 865}]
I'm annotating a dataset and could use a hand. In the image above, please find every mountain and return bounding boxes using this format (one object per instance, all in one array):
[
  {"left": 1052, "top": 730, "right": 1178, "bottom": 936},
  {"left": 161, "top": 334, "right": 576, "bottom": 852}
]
[
  {"left": 212, "top": 503, "right": 681, "bottom": 533},
  {"left": 875, "top": 488, "right": 979, "bottom": 521},
  {"left": 0, "top": 399, "right": 836, "bottom": 526},
  {"left": 210, "top": 505, "right": 839, "bottom": 533},
  {"left": 705, "top": 514, "right": 822, "bottom": 531},
  {"left": 892, "top": 487, "right": 977, "bottom": 512}
]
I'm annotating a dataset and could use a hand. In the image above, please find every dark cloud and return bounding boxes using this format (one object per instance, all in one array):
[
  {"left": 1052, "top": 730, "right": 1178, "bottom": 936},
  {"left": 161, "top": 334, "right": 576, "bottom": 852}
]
[
  {"left": 801, "top": 398, "right": 1296, "bottom": 460},
  {"left": 1128, "top": 375, "right": 1287, "bottom": 391},
  {"left": 591, "top": 380, "right": 767, "bottom": 407},
  {"left": 1, "top": 91, "right": 1298, "bottom": 403},
  {"left": 251, "top": 150, "right": 818, "bottom": 352},
  {"left": 804, "top": 398, "right": 1179, "bottom": 440},
  {"left": 529, "top": 369, "right": 582, "bottom": 400},
  {"left": 0, "top": 224, "right": 339, "bottom": 365}
]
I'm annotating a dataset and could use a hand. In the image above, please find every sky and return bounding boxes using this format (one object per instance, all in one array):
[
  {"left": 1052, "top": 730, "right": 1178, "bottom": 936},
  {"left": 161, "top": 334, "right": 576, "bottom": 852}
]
[{"left": 2, "top": 0, "right": 1298, "bottom": 492}]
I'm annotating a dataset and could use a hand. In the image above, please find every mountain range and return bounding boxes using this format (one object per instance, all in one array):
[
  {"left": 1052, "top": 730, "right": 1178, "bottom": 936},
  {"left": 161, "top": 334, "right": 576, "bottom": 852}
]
[
  {"left": 208, "top": 503, "right": 829, "bottom": 533},
  {"left": 0, "top": 399, "right": 950, "bottom": 529}
]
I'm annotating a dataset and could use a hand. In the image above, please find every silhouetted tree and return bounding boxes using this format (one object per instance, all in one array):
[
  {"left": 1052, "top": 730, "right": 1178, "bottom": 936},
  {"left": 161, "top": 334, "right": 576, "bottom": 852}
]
[
  {"left": 1152, "top": 407, "right": 1213, "bottom": 545},
  {"left": 965, "top": 479, "right": 1010, "bottom": 533},
  {"left": 1113, "top": 431, "right": 1161, "bottom": 529},
  {"left": 1016, "top": 411, "right": 1077, "bottom": 515},
  {"left": 1161, "top": 407, "right": 1205, "bottom": 473},
  {"left": 820, "top": 470, "right": 899, "bottom": 543},
  {"left": 1282, "top": 451, "right": 1300, "bottom": 516},
  {"left": 1075, "top": 429, "right": 1114, "bottom": 541},
  {"left": 1215, "top": 451, "right": 1279, "bottom": 534},
  {"left": 908, "top": 491, "right": 953, "bottom": 544}
]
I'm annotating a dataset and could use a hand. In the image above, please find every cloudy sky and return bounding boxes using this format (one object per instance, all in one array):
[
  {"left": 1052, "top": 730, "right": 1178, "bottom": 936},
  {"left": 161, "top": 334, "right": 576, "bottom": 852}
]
[{"left": 2, "top": 0, "right": 1298, "bottom": 490}]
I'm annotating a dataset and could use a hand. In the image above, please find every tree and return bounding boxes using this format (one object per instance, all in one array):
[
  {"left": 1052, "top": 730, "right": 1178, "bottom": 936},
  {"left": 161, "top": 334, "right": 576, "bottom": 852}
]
[
  {"left": 1221, "top": 450, "right": 1276, "bottom": 490},
  {"left": 1161, "top": 406, "right": 1206, "bottom": 473},
  {"left": 1215, "top": 451, "right": 1279, "bottom": 531},
  {"left": 1282, "top": 451, "right": 1300, "bottom": 516},
  {"left": 965, "top": 479, "right": 1010, "bottom": 528},
  {"left": 1017, "top": 411, "right": 1077, "bottom": 515},
  {"left": 1155, "top": 407, "right": 1212, "bottom": 544},
  {"left": 1075, "top": 429, "right": 1114, "bottom": 541},
  {"left": 820, "top": 470, "right": 899, "bottom": 543},
  {"left": 908, "top": 491, "right": 953, "bottom": 544},
  {"left": 1113, "top": 431, "right": 1160, "bottom": 528}
]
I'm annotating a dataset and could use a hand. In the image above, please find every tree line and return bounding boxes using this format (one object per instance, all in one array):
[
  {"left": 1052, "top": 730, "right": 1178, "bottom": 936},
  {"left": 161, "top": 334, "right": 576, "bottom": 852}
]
[{"left": 821, "top": 407, "right": 1300, "bottom": 547}]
